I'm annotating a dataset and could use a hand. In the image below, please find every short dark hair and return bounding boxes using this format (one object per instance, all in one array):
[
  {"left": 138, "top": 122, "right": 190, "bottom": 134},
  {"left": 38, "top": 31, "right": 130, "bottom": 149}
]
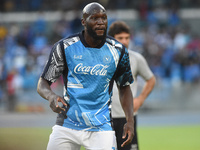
[{"left": 108, "top": 21, "right": 130, "bottom": 37}]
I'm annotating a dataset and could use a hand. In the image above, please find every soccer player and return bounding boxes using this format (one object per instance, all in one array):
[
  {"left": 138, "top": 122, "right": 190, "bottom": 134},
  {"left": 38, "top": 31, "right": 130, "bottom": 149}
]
[
  {"left": 37, "top": 3, "right": 134, "bottom": 150},
  {"left": 108, "top": 21, "right": 156, "bottom": 150}
]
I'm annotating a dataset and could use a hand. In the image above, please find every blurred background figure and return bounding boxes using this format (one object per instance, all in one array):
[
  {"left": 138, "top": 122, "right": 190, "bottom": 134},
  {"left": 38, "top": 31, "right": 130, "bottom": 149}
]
[{"left": 108, "top": 21, "right": 156, "bottom": 150}]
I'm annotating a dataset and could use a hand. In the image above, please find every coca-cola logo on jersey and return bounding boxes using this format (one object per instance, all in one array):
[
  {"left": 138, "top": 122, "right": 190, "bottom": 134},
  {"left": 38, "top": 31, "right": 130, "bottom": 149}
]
[{"left": 74, "top": 63, "right": 109, "bottom": 76}]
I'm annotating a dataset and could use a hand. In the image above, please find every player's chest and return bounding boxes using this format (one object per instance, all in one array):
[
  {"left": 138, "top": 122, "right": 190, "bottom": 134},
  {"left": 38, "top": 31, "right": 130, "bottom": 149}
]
[{"left": 65, "top": 46, "right": 117, "bottom": 76}]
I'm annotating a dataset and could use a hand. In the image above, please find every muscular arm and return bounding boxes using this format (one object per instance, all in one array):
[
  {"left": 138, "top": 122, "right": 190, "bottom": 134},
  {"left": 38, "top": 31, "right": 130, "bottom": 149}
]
[
  {"left": 134, "top": 76, "right": 156, "bottom": 112},
  {"left": 118, "top": 85, "right": 134, "bottom": 147},
  {"left": 37, "top": 77, "right": 67, "bottom": 113}
]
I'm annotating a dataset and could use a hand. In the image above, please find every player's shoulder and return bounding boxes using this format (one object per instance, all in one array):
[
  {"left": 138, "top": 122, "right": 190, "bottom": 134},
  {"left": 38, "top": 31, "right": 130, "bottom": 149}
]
[
  {"left": 106, "top": 35, "right": 126, "bottom": 52},
  {"left": 128, "top": 50, "right": 144, "bottom": 59},
  {"left": 54, "top": 33, "right": 80, "bottom": 48},
  {"left": 62, "top": 33, "right": 80, "bottom": 47},
  {"left": 128, "top": 49, "right": 148, "bottom": 65}
]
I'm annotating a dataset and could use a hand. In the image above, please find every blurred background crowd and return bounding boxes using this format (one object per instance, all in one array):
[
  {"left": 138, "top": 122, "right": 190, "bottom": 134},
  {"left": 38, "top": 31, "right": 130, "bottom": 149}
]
[
  {"left": 0, "top": 0, "right": 200, "bottom": 112},
  {"left": 1, "top": 0, "right": 200, "bottom": 11}
]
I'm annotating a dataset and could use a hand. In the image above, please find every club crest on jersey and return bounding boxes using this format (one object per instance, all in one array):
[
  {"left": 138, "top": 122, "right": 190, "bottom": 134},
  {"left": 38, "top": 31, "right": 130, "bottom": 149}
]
[
  {"left": 74, "top": 63, "right": 109, "bottom": 76},
  {"left": 103, "top": 55, "right": 111, "bottom": 64}
]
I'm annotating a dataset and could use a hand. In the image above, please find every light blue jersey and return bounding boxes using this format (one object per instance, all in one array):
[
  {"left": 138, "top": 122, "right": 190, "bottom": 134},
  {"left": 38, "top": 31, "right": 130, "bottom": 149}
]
[{"left": 42, "top": 31, "right": 133, "bottom": 131}]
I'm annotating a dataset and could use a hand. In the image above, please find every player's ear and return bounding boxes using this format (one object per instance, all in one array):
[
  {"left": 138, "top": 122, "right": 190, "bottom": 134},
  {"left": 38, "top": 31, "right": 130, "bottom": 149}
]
[{"left": 81, "top": 18, "right": 85, "bottom": 26}]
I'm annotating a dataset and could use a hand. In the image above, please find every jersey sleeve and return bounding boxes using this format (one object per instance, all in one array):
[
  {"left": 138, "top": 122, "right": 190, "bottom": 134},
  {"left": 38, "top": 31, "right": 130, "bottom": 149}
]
[
  {"left": 115, "top": 47, "right": 134, "bottom": 87},
  {"left": 136, "top": 53, "right": 154, "bottom": 80},
  {"left": 41, "top": 42, "right": 65, "bottom": 83}
]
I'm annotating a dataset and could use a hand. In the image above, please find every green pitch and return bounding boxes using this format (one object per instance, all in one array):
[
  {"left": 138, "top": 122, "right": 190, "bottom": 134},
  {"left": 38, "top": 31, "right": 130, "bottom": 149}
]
[
  {"left": 138, "top": 125, "right": 200, "bottom": 150},
  {"left": 0, "top": 125, "right": 199, "bottom": 150}
]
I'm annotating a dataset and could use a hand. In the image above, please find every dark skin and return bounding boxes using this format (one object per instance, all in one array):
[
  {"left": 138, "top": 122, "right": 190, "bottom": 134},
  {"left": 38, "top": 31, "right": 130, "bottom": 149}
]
[
  {"left": 118, "top": 85, "right": 134, "bottom": 147},
  {"left": 81, "top": 2, "right": 107, "bottom": 47},
  {"left": 37, "top": 2, "right": 134, "bottom": 148}
]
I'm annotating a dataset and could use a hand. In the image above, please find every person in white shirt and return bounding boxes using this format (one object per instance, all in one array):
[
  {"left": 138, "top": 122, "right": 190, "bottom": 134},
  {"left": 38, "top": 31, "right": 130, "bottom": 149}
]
[{"left": 108, "top": 21, "right": 156, "bottom": 150}]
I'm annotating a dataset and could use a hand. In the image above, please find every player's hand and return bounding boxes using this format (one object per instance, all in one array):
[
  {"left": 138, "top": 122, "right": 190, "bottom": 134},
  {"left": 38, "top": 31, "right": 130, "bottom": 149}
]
[
  {"left": 133, "top": 97, "right": 143, "bottom": 112},
  {"left": 49, "top": 95, "right": 67, "bottom": 113},
  {"left": 121, "top": 120, "right": 134, "bottom": 147}
]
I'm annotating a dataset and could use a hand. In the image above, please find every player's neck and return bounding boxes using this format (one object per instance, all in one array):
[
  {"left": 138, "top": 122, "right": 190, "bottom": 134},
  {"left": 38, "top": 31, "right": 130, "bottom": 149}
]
[{"left": 83, "top": 31, "right": 104, "bottom": 48}]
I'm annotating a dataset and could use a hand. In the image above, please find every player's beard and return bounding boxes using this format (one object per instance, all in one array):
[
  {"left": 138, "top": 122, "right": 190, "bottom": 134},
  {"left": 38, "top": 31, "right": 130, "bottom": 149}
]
[{"left": 86, "top": 24, "right": 107, "bottom": 40}]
